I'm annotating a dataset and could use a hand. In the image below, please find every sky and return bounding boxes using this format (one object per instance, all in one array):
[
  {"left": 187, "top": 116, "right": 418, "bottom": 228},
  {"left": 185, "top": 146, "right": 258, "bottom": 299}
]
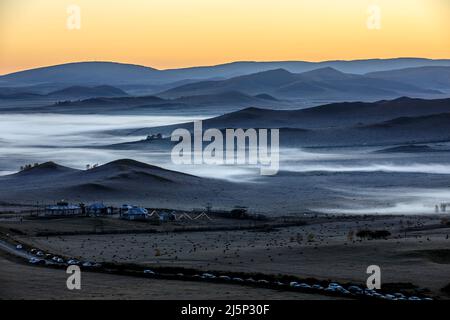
[{"left": 0, "top": 0, "right": 449, "bottom": 75}]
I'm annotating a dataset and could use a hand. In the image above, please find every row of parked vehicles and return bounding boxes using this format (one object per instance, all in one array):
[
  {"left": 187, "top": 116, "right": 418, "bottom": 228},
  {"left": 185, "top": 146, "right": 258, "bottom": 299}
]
[
  {"left": 22, "top": 246, "right": 102, "bottom": 269},
  {"left": 141, "top": 269, "right": 432, "bottom": 301},
  {"left": 19, "top": 244, "right": 431, "bottom": 301}
]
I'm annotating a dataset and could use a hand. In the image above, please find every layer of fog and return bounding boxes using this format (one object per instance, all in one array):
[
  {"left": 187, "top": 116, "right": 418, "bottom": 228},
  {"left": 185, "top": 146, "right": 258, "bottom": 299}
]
[
  {"left": 0, "top": 113, "right": 204, "bottom": 147},
  {"left": 315, "top": 188, "right": 450, "bottom": 215},
  {"left": 282, "top": 163, "right": 450, "bottom": 175}
]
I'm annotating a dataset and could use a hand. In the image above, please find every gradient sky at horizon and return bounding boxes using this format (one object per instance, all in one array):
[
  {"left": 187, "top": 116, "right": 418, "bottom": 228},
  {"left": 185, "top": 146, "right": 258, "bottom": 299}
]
[{"left": 0, "top": 0, "right": 449, "bottom": 75}]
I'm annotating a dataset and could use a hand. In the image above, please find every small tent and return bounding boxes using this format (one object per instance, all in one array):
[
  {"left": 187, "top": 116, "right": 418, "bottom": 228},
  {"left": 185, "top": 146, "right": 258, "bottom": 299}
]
[
  {"left": 194, "top": 212, "right": 212, "bottom": 221},
  {"left": 177, "top": 212, "right": 193, "bottom": 221}
]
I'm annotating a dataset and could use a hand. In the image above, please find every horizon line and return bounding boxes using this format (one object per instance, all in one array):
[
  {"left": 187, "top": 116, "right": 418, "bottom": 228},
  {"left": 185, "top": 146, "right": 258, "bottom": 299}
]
[{"left": 3, "top": 56, "right": 450, "bottom": 77}]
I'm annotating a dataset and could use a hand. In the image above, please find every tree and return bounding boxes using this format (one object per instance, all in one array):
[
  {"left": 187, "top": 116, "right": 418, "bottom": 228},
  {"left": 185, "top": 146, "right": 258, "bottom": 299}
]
[{"left": 347, "top": 230, "right": 354, "bottom": 242}]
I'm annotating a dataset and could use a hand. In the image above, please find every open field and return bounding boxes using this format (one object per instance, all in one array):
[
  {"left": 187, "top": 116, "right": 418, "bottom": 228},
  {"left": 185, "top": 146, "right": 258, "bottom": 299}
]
[
  {"left": 1, "top": 211, "right": 449, "bottom": 299},
  {"left": 1, "top": 254, "right": 336, "bottom": 300}
]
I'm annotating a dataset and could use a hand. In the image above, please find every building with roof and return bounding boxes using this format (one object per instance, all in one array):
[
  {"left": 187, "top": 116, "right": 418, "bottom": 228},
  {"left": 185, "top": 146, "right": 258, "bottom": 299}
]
[
  {"left": 45, "top": 200, "right": 81, "bottom": 216},
  {"left": 87, "top": 202, "right": 108, "bottom": 216},
  {"left": 120, "top": 206, "right": 149, "bottom": 221}
]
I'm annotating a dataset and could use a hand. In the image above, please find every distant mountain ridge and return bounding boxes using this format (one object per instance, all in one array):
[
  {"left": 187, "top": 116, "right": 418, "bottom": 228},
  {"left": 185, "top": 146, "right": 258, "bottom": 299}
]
[
  {"left": 49, "top": 85, "right": 128, "bottom": 98},
  {"left": 158, "top": 67, "right": 445, "bottom": 99},
  {"left": 2, "top": 58, "right": 450, "bottom": 87},
  {"left": 115, "top": 97, "right": 450, "bottom": 135},
  {"left": 104, "top": 97, "right": 450, "bottom": 149},
  {"left": 0, "top": 90, "right": 283, "bottom": 114},
  {"left": 0, "top": 85, "right": 128, "bottom": 100}
]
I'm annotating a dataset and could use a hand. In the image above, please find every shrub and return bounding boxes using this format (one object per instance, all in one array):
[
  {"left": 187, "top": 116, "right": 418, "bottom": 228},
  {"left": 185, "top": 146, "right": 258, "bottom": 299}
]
[{"left": 356, "top": 229, "right": 391, "bottom": 239}]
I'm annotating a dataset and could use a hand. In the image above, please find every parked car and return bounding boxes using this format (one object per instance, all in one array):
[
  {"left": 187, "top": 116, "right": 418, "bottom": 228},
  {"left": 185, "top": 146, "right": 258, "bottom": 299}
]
[
  {"left": 29, "top": 258, "right": 45, "bottom": 265},
  {"left": 257, "top": 279, "right": 269, "bottom": 284},
  {"left": 143, "top": 269, "right": 155, "bottom": 275}
]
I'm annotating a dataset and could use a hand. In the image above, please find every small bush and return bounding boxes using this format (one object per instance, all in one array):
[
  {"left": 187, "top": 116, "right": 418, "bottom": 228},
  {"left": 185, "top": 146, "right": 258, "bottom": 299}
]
[{"left": 356, "top": 229, "right": 391, "bottom": 239}]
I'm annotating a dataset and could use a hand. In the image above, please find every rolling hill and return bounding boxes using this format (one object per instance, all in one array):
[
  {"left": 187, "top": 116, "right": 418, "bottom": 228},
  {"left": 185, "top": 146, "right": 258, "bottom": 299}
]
[
  {"left": 103, "top": 97, "right": 450, "bottom": 148},
  {"left": 158, "top": 67, "right": 444, "bottom": 100},
  {"left": 0, "top": 91, "right": 284, "bottom": 114},
  {"left": 2, "top": 58, "right": 450, "bottom": 87},
  {"left": 114, "top": 97, "right": 450, "bottom": 135},
  {"left": 0, "top": 85, "right": 128, "bottom": 101},
  {"left": 0, "top": 159, "right": 220, "bottom": 206},
  {"left": 366, "top": 66, "right": 450, "bottom": 91},
  {"left": 48, "top": 85, "right": 128, "bottom": 99}
]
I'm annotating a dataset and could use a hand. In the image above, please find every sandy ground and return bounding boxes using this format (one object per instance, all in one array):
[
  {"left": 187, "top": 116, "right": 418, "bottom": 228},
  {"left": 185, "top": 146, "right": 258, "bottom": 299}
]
[
  {"left": 3, "top": 213, "right": 450, "bottom": 299},
  {"left": 0, "top": 255, "right": 336, "bottom": 300}
]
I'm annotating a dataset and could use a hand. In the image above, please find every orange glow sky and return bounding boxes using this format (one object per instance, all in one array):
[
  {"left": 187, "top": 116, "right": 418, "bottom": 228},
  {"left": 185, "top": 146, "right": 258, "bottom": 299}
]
[{"left": 0, "top": 0, "right": 449, "bottom": 75}]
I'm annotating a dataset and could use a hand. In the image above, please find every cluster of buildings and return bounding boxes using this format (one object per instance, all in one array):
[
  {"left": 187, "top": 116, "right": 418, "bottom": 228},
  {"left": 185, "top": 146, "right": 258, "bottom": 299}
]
[
  {"left": 43, "top": 200, "right": 212, "bottom": 222},
  {"left": 45, "top": 201, "right": 111, "bottom": 216},
  {"left": 120, "top": 205, "right": 212, "bottom": 222}
]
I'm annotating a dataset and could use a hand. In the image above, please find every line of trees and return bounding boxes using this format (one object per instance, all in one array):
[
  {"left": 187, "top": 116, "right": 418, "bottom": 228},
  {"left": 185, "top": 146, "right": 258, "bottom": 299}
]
[{"left": 20, "top": 163, "right": 40, "bottom": 171}]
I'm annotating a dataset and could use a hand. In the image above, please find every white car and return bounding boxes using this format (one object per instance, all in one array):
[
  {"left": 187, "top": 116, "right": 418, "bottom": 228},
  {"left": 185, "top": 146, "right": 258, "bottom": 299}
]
[
  {"left": 16, "top": 244, "right": 23, "bottom": 250},
  {"left": 29, "top": 257, "right": 44, "bottom": 265},
  {"left": 312, "top": 284, "right": 324, "bottom": 290},
  {"left": 328, "top": 283, "right": 343, "bottom": 290},
  {"left": 143, "top": 269, "right": 155, "bottom": 275}
]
